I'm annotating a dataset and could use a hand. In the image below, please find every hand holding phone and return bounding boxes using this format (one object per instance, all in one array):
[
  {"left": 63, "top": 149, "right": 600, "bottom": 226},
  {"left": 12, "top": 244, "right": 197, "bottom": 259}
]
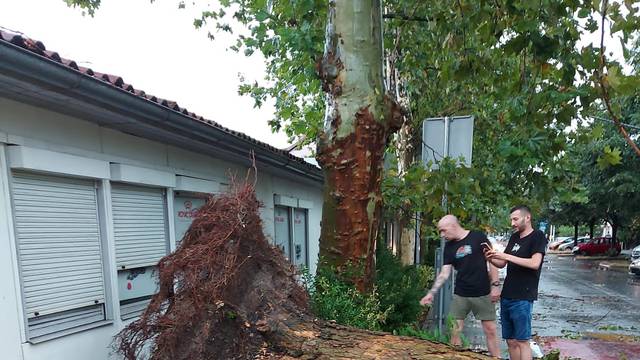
[{"left": 481, "top": 242, "right": 492, "bottom": 252}]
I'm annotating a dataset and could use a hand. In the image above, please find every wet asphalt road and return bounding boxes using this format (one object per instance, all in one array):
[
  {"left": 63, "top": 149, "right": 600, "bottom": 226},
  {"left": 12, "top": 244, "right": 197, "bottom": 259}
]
[
  {"left": 462, "top": 253, "right": 640, "bottom": 355},
  {"left": 534, "top": 254, "right": 640, "bottom": 337}
]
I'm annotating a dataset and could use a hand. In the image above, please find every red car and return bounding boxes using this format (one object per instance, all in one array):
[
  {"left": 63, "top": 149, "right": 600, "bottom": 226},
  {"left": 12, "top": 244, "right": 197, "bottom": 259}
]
[{"left": 572, "top": 237, "right": 621, "bottom": 256}]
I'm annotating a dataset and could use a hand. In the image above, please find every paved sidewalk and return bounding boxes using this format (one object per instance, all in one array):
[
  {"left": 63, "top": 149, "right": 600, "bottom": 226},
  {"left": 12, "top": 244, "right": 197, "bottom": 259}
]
[
  {"left": 462, "top": 312, "right": 510, "bottom": 358},
  {"left": 539, "top": 335, "right": 640, "bottom": 360},
  {"left": 598, "top": 259, "right": 630, "bottom": 273}
]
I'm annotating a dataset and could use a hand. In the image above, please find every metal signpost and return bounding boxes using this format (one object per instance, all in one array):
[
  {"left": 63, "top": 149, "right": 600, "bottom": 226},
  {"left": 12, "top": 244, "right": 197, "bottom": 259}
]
[
  {"left": 421, "top": 115, "right": 474, "bottom": 334},
  {"left": 422, "top": 115, "right": 475, "bottom": 169}
]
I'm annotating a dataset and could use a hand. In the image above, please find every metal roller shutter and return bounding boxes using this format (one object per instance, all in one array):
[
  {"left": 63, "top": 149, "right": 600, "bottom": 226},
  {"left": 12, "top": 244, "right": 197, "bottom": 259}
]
[
  {"left": 28, "top": 304, "right": 105, "bottom": 340},
  {"left": 120, "top": 298, "right": 152, "bottom": 320},
  {"left": 11, "top": 172, "right": 106, "bottom": 319},
  {"left": 112, "top": 184, "right": 168, "bottom": 269}
]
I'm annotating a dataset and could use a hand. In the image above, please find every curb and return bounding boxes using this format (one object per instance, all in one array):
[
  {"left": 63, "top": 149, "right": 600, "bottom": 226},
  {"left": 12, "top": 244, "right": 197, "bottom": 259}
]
[
  {"left": 597, "top": 262, "right": 628, "bottom": 272},
  {"left": 575, "top": 255, "right": 629, "bottom": 261},
  {"left": 555, "top": 253, "right": 574, "bottom": 257}
]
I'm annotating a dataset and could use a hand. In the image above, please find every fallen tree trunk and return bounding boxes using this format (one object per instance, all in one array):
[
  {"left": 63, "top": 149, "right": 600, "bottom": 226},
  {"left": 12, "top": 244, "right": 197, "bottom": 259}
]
[
  {"left": 256, "top": 319, "right": 490, "bottom": 359},
  {"left": 114, "top": 182, "right": 490, "bottom": 359}
]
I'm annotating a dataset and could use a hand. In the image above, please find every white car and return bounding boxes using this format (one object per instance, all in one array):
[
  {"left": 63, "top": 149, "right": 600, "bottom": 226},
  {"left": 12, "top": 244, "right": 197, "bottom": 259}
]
[
  {"left": 549, "top": 236, "right": 572, "bottom": 250},
  {"left": 557, "top": 237, "right": 589, "bottom": 251},
  {"left": 632, "top": 245, "right": 640, "bottom": 261},
  {"left": 629, "top": 258, "right": 640, "bottom": 276}
]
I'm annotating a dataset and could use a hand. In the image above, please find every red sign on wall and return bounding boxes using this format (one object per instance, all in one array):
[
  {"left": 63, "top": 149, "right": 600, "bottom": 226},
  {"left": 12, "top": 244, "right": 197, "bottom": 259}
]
[{"left": 178, "top": 200, "right": 200, "bottom": 218}]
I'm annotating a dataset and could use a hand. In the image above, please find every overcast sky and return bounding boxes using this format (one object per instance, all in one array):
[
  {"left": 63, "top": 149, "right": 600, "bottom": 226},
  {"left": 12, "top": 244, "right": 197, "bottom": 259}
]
[{"left": 0, "top": 0, "right": 290, "bottom": 148}]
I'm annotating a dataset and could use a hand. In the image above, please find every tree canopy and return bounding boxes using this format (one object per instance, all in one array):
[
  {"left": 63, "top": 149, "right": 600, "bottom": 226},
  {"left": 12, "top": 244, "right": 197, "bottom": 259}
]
[{"left": 547, "top": 92, "right": 640, "bottom": 245}]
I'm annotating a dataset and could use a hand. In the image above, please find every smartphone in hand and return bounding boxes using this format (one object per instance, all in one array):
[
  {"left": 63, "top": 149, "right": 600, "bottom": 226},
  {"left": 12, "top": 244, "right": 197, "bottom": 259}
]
[{"left": 481, "top": 242, "right": 492, "bottom": 252}]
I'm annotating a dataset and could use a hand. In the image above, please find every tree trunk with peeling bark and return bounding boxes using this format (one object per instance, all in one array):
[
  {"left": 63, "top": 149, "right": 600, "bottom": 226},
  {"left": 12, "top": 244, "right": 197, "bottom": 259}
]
[{"left": 317, "top": 0, "right": 402, "bottom": 290}]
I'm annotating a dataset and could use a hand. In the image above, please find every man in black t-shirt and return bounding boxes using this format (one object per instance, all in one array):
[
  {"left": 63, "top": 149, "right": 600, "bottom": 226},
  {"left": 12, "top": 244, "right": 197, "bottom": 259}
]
[
  {"left": 420, "top": 215, "right": 500, "bottom": 357},
  {"left": 485, "top": 205, "right": 547, "bottom": 360}
]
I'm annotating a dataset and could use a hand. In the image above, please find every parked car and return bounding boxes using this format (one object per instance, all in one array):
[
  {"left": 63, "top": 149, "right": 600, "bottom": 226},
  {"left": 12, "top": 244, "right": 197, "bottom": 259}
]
[
  {"left": 632, "top": 245, "right": 640, "bottom": 261},
  {"left": 557, "top": 237, "right": 589, "bottom": 251},
  {"left": 572, "top": 236, "right": 621, "bottom": 256},
  {"left": 630, "top": 258, "right": 640, "bottom": 276},
  {"left": 549, "top": 236, "right": 573, "bottom": 250}
]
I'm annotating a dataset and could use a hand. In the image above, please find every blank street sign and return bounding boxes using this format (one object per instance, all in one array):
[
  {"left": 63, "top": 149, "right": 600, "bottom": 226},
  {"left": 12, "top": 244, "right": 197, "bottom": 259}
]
[{"left": 422, "top": 115, "right": 474, "bottom": 169}]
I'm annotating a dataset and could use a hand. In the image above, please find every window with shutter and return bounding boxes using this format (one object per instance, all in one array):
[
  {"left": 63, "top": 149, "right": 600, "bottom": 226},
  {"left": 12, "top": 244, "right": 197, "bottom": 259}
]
[
  {"left": 274, "top": 205, "right": 308, "bottom": 268},
  {"left": 11, "top": 171, "right": 106, "bottom": 340},
  {"left": 111, "top": 184, "right": 168, "bottom": 269},
  {"left": 111, "top": 183, "right": 168, "bottom": 319}
]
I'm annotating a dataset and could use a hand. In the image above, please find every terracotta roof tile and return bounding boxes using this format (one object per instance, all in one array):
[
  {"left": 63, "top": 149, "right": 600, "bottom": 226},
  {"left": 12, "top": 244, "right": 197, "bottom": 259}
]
[
  {"left": 61, "top": 58, "right": 79, "bottom": 69},
  {"left": 44, "top": 50, "right": 62, "bottom": 63},
  {"left": 78, "top": 66, "right": 94, "bottom": 76}
]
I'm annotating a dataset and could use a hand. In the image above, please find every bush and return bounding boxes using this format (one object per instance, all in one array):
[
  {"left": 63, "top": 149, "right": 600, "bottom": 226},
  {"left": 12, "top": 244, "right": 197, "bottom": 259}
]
[
  {"left": 605, "top": 247, "right": 619, "bottom": 257},
  {"left": 304, "top": 266, "right": 387, "bottom": 331},
  {"left": 375, "top": 245, "right": 433, "bottom": 331},
  {"left": 304, "top": 246, "right": 434, "bottom": 333}
]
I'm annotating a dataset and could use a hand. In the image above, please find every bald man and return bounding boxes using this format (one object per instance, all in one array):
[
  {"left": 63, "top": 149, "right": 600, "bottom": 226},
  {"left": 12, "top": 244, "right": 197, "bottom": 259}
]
[{"left": 420, "top": 215, "right": 500, "bottom": 358}]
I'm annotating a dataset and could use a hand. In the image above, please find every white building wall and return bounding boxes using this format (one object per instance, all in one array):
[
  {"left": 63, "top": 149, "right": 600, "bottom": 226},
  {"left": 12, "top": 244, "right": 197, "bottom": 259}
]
[
  {"left": 0, "top": 146, "right": 26, "bottom": 360},
  {"left": 255, "top": 171, "right": 276, "bottom": 244},
  {"left": 20, "top": 325, "right": 119, "bottom": 360},
  {"left": 0, "top": 97, "right": 323, "bottom": 360}
]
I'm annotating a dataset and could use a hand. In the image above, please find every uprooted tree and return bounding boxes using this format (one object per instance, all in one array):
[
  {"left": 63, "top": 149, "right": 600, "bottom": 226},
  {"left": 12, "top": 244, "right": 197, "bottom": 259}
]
[
  {"left": 62, "top": 1, "right": 640, "bottom": 356},
  {"left": 115, "top": 182, "right": 491, "bottom": 359}
]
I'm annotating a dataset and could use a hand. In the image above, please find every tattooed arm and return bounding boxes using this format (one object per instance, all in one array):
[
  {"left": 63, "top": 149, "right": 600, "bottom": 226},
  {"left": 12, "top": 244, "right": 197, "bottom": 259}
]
[{"left": 419, "top": 264, "right": 452, "bottom": 306}]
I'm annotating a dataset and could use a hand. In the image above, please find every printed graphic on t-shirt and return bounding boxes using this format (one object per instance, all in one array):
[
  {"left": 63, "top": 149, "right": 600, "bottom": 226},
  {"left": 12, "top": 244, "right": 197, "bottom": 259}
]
[
  {"left": 455, "top": 245, "right": 472, "bottom": 259},
  {"left": 502, "top": 230, "right": 548, "bottom": 301}
]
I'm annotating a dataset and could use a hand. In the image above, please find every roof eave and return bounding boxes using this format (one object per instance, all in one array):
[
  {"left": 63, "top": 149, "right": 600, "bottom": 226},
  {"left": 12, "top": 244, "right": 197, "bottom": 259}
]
[{"left": 0, "top": 40, "right": 324, "bottom": 185}]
